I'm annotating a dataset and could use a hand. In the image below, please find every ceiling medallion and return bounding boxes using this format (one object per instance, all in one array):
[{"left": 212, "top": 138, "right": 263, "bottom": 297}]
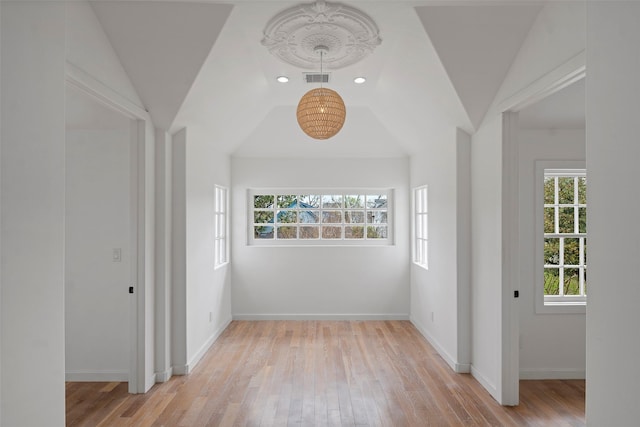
[{"left": 262, "top": 0, "right": 382, "bottom": 70}]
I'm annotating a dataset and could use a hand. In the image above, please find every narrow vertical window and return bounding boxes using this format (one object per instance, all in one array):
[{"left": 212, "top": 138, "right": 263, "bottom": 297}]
[
  {"left": 214, "top": 185, "right": 228, "bottom": 268},
  {"left": 413, "top": 185, "right": 428, "bottom": 269},
  {"left": 543, "top": 170, "right": 586, "bottom": 305}
]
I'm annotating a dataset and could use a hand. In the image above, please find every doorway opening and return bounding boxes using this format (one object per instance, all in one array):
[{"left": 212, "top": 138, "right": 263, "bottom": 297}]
[{"left": 64, "top": 83, "right": 139, "bottom": 392}]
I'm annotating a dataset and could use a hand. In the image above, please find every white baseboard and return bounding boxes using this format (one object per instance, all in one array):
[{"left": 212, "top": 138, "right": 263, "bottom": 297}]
[
  {"left": 184, "top": 316, "right": 232, "bottom": 374},
  {"left": 520, "top": 369, "right": 585, "bottom": 380},
  {"left": 410, "top": 316, "right": 469, "bottom": 373},
  {"left": 172, "top": 365, "right": 189, "bottom": 376},
  {"left": 155, "top": 367, "right": 173, "bottom": 383},
  {"left": 232, "top": 313, "right": 410, "bottom": 321},
  {"left": 471, "top": 365, "right": 499, "bottom": 401},
  {"left": 66, "top": 370, "right": 128, "bottom": 382}
]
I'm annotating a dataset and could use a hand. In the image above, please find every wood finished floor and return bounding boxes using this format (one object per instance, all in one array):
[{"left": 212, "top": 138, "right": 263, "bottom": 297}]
[{"left": 66, "top": 321, "right": 585, "bottom": 426}]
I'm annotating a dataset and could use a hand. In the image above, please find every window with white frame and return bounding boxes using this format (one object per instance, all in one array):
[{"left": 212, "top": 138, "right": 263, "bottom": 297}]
[
  {"left": 214, "top": 185, "right": 228, "bottom": 267},
  {"left": 249, "top": 189, "right": 392, "bottom": 245},
  {"left": 413, "top": 185, "right": 428, "bottom": 268},
  {"left": 543, "top": 169, "right": 586, "bottom": 305}
]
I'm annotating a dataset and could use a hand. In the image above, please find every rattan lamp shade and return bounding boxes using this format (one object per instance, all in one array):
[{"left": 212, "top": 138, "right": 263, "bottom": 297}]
[{"left": 296, "top": 87, "right": 346, "bottom": 140}]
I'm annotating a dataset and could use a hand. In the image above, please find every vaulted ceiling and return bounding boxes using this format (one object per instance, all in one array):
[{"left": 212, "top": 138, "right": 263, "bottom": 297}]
[{"left": 90, "top": 1, "right": 549, "bottom": 156}]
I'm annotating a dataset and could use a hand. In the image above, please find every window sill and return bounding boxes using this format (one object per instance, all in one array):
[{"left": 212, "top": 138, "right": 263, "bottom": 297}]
[
  {"left": 412, "top": 261, "right": 428, "bottom": 271},
  {"left": 536, "top": 300, "right": 586, "bottom": 314},
  {"left": 214, "top": 261, "right": 229, "bottom": 270}
]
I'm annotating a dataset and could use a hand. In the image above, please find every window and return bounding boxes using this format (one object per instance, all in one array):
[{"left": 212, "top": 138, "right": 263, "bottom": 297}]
[
  {"left": 542, "top": 169, "right": 586, "bottom": 306},
  {"left": 413, "top": 185, "right": 428, "bottom": 269},
  {"left": 214, "top": 185, "right": 228, "bottom": 267},
  {"left": 249, "top": 189, "right": 392, "bottom": 245}
]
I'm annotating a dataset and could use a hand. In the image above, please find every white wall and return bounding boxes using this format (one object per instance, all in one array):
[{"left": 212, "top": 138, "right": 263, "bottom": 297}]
[
  {"left": 409, "top": 128, "right": 471, "bottom": 372},
  {"left": 66, "top": 0, "right": 156, "bottom": 392},
  {"left": 66, "top": 1, "right": 143, "bottom": 111},
  {"left": 471, "top": 1, "right": 586, "bottom": 404},
  {"left": 231, "top": 157, "right": 410, "bottom": 319},
  {"left": 173, "top": 128, "right": 232, "bottom": 374},
  {"left": 65, "top": 129, "right": 131, "bottom": 381},
  {"left": 586, "top": 3, "right": 640, "bottom": 425},
  {"left": 518, "top": 129, "right": 585, "bottom": 379},
  {"left": 471, "top": 115, "right": 503, "bottom": 400},
  {"left": 1, "top": 2, "right": 66, "bottom": 425}
]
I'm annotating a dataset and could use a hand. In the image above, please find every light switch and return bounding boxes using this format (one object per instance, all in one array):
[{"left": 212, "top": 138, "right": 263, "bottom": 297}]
[{"left": 112, "top": 248, "right": 122, "bottom": 262}]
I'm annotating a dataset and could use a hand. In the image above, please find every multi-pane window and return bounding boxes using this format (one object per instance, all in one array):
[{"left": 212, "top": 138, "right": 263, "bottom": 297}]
[
  {"left": 250, "top": 190, "right": 392, "bottom": 245},
  {"left": 413, "top": 186, "right": 428, "bottom": 269},
  {"left": 214, "top": 185, "right": 228, "bottom": 267},
  {"left": 543, "top": 170, "right": 586, "bottom": 304}
]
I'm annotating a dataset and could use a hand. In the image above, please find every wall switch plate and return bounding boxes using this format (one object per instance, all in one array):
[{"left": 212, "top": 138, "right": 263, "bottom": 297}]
[{"left": 112, "top": 248, "right": 122, "bottom": 262}]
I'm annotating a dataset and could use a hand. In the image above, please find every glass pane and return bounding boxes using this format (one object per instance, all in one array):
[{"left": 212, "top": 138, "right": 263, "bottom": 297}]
[
  {"left": 420, "top": 189, "right": 427, "bottom": 213},
  {"left": 558, "top": 207, "right": 574, "bottom": 233},
  {"left": 367, "top": 226, "right": 387, "bottom": 239},
  {"left": 254, "top": 226, "right": 273, "bottom": 239},
  {"left": 299, "top": 210, "right": 319, "bottom": 224},
  {"left": 558, "top": 177, "right": 574, "bottom": 204},
  {"left": 277, "top": 226, "right": 297, "bottom": 239},
  {"left": 578, "top": 177, "right": 587, "bottom": 204},
  {"left": 564, "top": 238, "right": 580, "bottom": 265},
  {"left": 564, "top": 268, "right": 580, "bottom": 295},
  {"left": 544, "top": 238, "right": 560, "bottom": 265},
  {"left": 345, "top": 195, "right": 364, "bottom": 208},
  {"left": 421, "top": 241, "right": 428, "bottom": 266},
  {"left": 345, "top": 211, "right": 365, "bottom": 223},
  {"left": 299, "top": 226, "right": 319, "bottom": 239},
  {"left": 422, "top": 215, "right": 428, "bottom": 239},
  {"left": 583, "top": 238, "right": 587, "bottom": 266},
  {"left": 544, "top": 207, "right": 555, "bottom": 234},
  {"left": 322, "top": 195, "right": 342, "bottom": 208},
  {"left": 367, "top": 194, "right": 387, "bottom": 208},
  {"left": 583, "top": 266, "right": 587, "bottom": 295},
  {"left": 578, "top": 207, "right": 586, "bottom": 233},
  {"left": 322, "top": 211, "right": 342, "bottom": 223},
  {"left": 367, "top": 211, "right": 388, "bottom": 224},
  {"left": 276, "top": 210, "right": 297, "bottom": 224},
  {"left": 322, "top": 226, "right": 342, "bottom": 239},
  {"left": 416, "top": 214, "right": 422, "bottom": 237},
  {"left": 277, "top": 195, "right": 297, "bottom": 208},
  {"left": 415, "top": 241, "right": 422, "bottom": 263},
  {"left": 345, "top": 226, "right": 364, "bottom": 239},
  {"left": 254, "top": 195, "right": 273, "bottom": 209},
  {"left": 544, "top": 268, "right": 560, "bottom": 295},
  {"left": 544, "top": 177, "right": 555, "bottom": 205},
  {"left": 299, "top": 194, "right": 320, "bottom": 208},
  {"left": 218, "top": 216, "right": 225, "bottom": 237},
  {"left": 254, "top": 211, "right": 274, "bottom": 224}
]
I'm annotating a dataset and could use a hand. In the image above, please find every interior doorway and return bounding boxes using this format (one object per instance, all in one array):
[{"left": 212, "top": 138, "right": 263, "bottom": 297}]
[
  {"left": 500, "top": 64, "right": 586, "bottom": 405},
  {"left": 64, "top": 83, "right": 137, "bottom": 390}
]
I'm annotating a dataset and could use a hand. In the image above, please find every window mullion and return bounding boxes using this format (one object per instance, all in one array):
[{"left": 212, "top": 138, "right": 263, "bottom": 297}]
[{"left": 559, "top": 237, "right": 565, "bottom": 297}]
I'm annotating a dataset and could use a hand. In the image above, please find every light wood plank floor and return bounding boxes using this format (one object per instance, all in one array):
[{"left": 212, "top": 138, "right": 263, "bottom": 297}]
[{"left": 66, "top": 321, "right": 585, "bottom": 426}]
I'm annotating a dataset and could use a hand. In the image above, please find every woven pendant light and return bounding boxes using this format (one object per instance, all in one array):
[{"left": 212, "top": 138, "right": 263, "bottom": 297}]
[
  {"left": 296, "top": 46, "right": 346, "bottom": 140},
  {"left": 297, "top": 87, "right": 345, "bottom": 140}
]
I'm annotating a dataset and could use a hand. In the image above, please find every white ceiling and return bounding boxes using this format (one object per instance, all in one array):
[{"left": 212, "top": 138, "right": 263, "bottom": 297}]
[{"left": 88, "top": 1, "right": 581, "bottom": 156}]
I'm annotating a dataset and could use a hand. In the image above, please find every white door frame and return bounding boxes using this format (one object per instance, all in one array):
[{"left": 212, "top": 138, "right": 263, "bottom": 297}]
[
  {"left": 497, "top": 52, "right": 586, "bottom": 405},
  {"left": 65, "top": 62, "right": 150, "bottom": 393}
]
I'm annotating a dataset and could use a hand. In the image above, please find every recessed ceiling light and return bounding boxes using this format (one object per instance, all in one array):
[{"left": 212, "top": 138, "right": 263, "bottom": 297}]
[
  {"left": 276, "top": 76, "right": 289, "bottom": 83},
  {"left": 354, "top": 77, "right": 366, "bottom": 84}
]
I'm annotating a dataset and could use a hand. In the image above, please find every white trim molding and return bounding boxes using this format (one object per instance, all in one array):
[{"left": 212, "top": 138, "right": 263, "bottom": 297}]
[
  {"left": 234, "top": 314, "right": 409, "bottom": 321},
  {"left": 66, "top": 370, "right": 129, "bottom": 382},
  {"left": 520, "top": 369, "right": 585, "bottom": 380},
  {"left": 410, "top": 317, "right": 470, "bottom": 374}
]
